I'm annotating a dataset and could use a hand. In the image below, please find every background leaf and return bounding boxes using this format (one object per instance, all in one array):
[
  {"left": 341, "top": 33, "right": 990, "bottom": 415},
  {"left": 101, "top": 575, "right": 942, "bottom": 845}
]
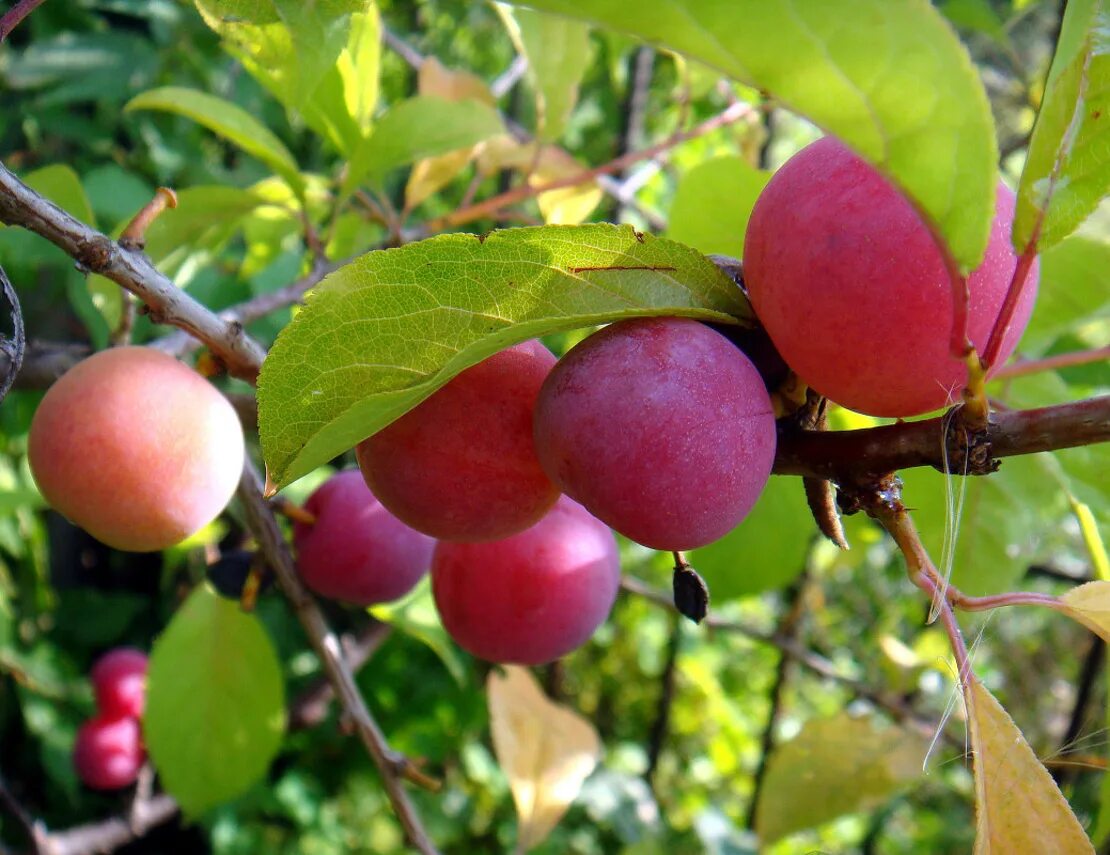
[
  {"left": 1013, "top": 1, "right": 1110, "bottom": 252},
  {"left": 666, "top": 156, "right": 769, "bottom": 258},
  {"left": 753, "top": 712, "right": 928, "bottom": 844},
  {"left": 145, "top": 585, "right": 286, "bottom": 817},
  {"left": 258, "top": 223, "right": 751, "bottom": 489},
  {"left": 502, "top": 0, "right": 997, "bottom": 271},
  {"left": 488, "top": 666, "right": 601, "bottom": 852}
]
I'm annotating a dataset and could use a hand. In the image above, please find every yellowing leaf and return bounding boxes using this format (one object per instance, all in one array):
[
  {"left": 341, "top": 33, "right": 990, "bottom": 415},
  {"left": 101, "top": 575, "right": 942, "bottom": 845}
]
[
  {"left": 1059, "top": 581, "right": 1110, "bottom": 642},
  {"left": 966, "top": 677, "right": 1093, "bottom": 854},
  {"left": 405, "top": 58, "right": 498, "bottom": 209},
  {"left": 488, "top": 666, "right": 601, "bottom": 851},
  {"left": 754, "top": 712, "right": 928, "bottom": 844}
]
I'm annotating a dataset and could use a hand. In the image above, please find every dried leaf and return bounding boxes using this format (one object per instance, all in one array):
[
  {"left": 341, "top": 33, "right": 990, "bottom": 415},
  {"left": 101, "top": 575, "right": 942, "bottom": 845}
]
[
  {"left": 967, "top": 677, "right": 1093, "bottom": 853},
  {"left": 488, "top": 666, "right": 601, "bottom": 851},
  {"left": 1059, "top": 581, "right": 1110, "bottom": 642}
]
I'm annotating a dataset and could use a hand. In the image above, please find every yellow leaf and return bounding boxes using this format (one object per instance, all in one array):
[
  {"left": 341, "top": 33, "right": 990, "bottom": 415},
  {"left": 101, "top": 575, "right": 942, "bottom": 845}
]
[
  {"left": 967, "top": 677, "right": 1093, "bottom": 854},
  {"left": 475, "top": 137, "right": 601, "bottom": 224},
  {"left": 1059, "top": 581, "right": 1110, "bottom": 643},
  {"left": 488, "top": 666, "right": 601, "bottom": 852}
]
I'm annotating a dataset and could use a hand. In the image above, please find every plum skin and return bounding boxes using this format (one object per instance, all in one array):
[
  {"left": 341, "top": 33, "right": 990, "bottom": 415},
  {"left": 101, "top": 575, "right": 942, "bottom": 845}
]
[
  {"left": 532, "top": 317, "right": 777, "bottom": 552},
  {"left": 431, "top": 497, "right": 620, "bottom": 665},
  {"left": 357, "top": 340, "right": 560, "bottom": 542},
  {"left": 28, "top": 347, "right": 245, "bottom": 552},
  {"left": 743, "top": 136, "right": 1039, "bottom": 418},
  {"left": 293, "top": 470, "right": 435, "bottom": 606},
  {"left": 91, "top": 648, "right": 148, "bottom": 719},
  {"left": 73, "top": 715, "right": 145, "bottom": 791}
]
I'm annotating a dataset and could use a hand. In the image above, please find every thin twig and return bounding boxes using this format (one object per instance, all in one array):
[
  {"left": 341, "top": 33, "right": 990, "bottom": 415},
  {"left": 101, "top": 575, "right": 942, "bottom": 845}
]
[
  {"left": 644, "top": 611, "right": 681, "bottom": 784},
  {"left": 993, "top": 345, "right": 1110, "bottom": 380},
  {"left": 0, "top": 0, "right": 47, "bottom": 42},
  {"left": 1052, "top": 637, "right": 1105, "bottom": 788}
]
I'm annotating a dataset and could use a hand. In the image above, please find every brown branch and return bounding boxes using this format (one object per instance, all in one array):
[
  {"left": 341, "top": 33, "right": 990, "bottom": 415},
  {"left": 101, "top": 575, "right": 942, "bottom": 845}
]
[
  {"left": 0, "top": 0, "right": 47, "bottom": 42},
  {"left": 644, "top": 611, "right": 681, "bottom": 784},
  {"left": 0, "top": 162, "right": 267, "bottom": 381},
  {"left": 37, "top": 794, "right": 178, "bottom": 855},
  {"left": 773, "top": 396, "right": 1110, "bottom": 481},
  {"left": 419, "top": 100, "right": 756, "bottom": 234},
  {"left": 289, "top": 621, "right": 392, "bottom": 730},
  {"left": 237, "top": 460, "right": 441, "bottom": 854}
]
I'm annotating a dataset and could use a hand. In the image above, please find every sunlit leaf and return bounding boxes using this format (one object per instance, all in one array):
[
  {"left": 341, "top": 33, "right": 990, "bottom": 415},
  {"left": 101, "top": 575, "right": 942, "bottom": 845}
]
[
  {"left": 502, "top": 0, "right": 997, "bottom": 272},
  {"left": 1014, "top": 1, "right": 1110, "bottom": 252},
  {"left": 257, "top": 224, "right": 751, "bottom": 489},
  {"left": 125, "top": 87, "right": 305, "bottom": 197},
  {"left": 369, "top": 578, "right": 467, "bottom": 686},
  {"left": 145, "top": 586, "right": 285, "bottom": 817},
  {"left": 488, "top": 666, "right": 601, "bottom": 851},
  {"left": 966, "top": 677, "right": 1093, "bottom": 853},
  {"left": 754, "top": 712, "right": 928, "bottom": 843},
  {"left": 496, "top": 4, "right": 592, "bottom": 141},
  {"left": 1019, "top": 236, "right": 1110, "bottom": 353},
  {"left": 1059, "top": 581, "right": 1110, "bottom": 642},
  {"left": 667, "top": 156, "right": 769, "bottom": 258}
]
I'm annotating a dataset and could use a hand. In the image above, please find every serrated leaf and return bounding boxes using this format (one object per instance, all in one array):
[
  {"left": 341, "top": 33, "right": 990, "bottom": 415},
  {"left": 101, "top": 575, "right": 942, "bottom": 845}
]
[
  {"left": 145, "top": 586, "right": 285, "bottom": 817},
  {"left": 405, "top": 58, "right": 497, "bottom": 210},
  {"left": 966, "top": 677, "right": 1093, "bottom": 853},
  {"left": 488, "top": 666, "right": 601, "bottom": 852},
  {"left": 496, "top": 4, "right": 592, "bottom": 141},
  {"left": 257, "top": 224, "right": 751, "bottom": 489},
  {"left": 342, "top": 96, "right": 504, "bottom": 199},
  {"left": 667, "top": 156, "right": 769, "bottom": 258},
  {"left": 125, "top": 87, "right": 305, "bottom": 197},
  {"left": 754, "top": 712, "right": 928, "bottom": 844},
  {"left": 1014, "top": 2, "right": 1110, "bottom": 252},
  {"left": 502, "top": 0, "right": 996, "bottom": 272}
]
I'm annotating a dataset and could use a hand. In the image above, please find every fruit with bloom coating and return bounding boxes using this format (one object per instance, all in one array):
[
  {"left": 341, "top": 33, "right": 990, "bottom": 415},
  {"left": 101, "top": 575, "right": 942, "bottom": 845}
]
[
  {"left": 28, "top": 347, "right": 245, "bottom": 551},
  {"left": 533, "top": 317, "right": 776, "bottom": 551},
  {"left": 743, "top": 136, "right": 1039, "bottom": 417},
  {"left": 357, "top": 340, "right": 559, "bottom": 542},
  {"left": 73, "top": 715, "right": 145, "bottom": 791},
  {"left": 293, "top": 470, "right": 435, "bottom": 605},
  {"left": 91, "top": 648, "right": 148, "bottom": 719},
  {"left": 432, "top": 497, "right": 619, "bottom": 665}
]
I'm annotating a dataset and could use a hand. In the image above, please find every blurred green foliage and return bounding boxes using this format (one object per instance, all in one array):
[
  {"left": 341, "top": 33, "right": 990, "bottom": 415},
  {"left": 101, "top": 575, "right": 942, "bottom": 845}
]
[{"left": 0, "top": 1, "right": 1107, "bottom": 853}]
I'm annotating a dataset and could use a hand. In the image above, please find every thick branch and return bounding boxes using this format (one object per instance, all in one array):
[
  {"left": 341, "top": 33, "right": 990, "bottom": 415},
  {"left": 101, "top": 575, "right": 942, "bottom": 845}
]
[
  {"left": 0, "top": 162, "right": 267, "bottom": 381},
  {"left": 773, "top": 396, "right": 1110, "bottom": 481},
  {"left": 237, "top": 460, "right": 440, "bottom": 855}
]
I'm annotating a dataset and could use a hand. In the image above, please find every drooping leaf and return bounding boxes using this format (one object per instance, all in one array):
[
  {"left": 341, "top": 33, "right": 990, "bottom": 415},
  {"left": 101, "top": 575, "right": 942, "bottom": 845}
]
[
  {"left": 1014, "top": 1, "right": 1110, "bottom": 252},
  {"left": 1059, "top": 581, "right": 1110, "bottom": 642},
  {"left": 125, "top": 87, "right": 305, "bottom": 196},
  {"left": 754, "top": 712, "right": 928, "bottom": 844},
  {"left": 667, "top": 156, "right": 769, "bottom": 258},
  {"left": 145, "top": 586, "right": 285, "bottom": 817},
  {"left": 488, "top": 666, "right": 601, "bottom": 852},
  {"left": 496, "top": 4, "right": 592, "bottom": 141},
  {"left": 966, "top": 677, "right": 1093, "bottom": 853},
  {"left": 257, "top": 224, "right": 751, "bottom": 489},
  {"left": 342, "top": 96, "right": 504, "bottom": 198},
  {"left": 405, "top": 58, "right": 497, "bottom": 209},
  {"left": 502, "top": 0, "right": 997, "bottom": 272}
]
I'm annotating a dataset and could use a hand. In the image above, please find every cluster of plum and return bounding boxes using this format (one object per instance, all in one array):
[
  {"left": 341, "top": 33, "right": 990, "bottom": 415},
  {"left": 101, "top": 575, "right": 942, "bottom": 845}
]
[
  {"left": 73, "top": 648, "right": 149, "bottom": 790},
  {"left": 26, "top": 135, "right": 1037, "bottom": 669}
]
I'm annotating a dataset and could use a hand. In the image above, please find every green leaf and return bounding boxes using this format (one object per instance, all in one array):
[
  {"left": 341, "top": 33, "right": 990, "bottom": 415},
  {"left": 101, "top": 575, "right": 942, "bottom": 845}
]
[
  {"left": 691, "top": 477, "right": 811, "bottom": 601},
  {"left": 125, "top": 87, "right": 305, "bottom": 197},
  {"left": 1019, "top": 236, "right": 1110, "bottom": 353},
  {"left": 1014, "top": 2, "right": 1110, "bottom": 252},
  {"left": 341, "top": 96, "right": 503, "bottom": 198},
  {"left": 496, "top": 4, "right": 592, "bottom": 141},
  {"left": 369, "top": 578, "right": 467, "bottom": 686},
  {"left": 258, "top": 223, "right": 751, "bottom": 489},
  {"left": 754, "top": 712, "right": 928, "bottom": 843},
  {"left": 666, "top": 156, "right": 769, "bottom": 258},
  {"left": 940, "top": 0, "right": 1010, "bottom": 45},
  {"left": 145, "top": 586, "right": 285, "bottom": 817},
  {"left": 502, "top": 0, "right": 997, "bottom": 272}
]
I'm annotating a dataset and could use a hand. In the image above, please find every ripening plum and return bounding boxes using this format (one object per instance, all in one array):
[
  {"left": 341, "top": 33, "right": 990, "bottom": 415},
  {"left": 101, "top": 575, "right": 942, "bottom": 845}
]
[
  {"left": 743, "top": 136, "right": 1039, "bottom": 418},
  {"left": 533, "top": 318, "right": 777, "bottom": 552},
  {"left": 356, "top": 340, "right": 560, "bottom": 542},
  {"left": 432, "top": 496, "right": 619, "bottom": 665},
  {"left": 293, "top": 470, "right": 435, "bottom": 606},
  {"left": 73, "top": 715, "right": 145, "bottom": 791},
  {"left": 28, "top": 347, "right": 245, "bottom": 552},
  {"left": 91, "top": 648, "right": 148, "bottom": 719}
]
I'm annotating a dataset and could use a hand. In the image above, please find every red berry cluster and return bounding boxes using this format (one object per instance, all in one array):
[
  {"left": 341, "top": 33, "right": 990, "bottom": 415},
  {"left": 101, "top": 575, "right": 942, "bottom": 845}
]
[{"left": 73, "top": 648, "right": 148, "bottom": 791}]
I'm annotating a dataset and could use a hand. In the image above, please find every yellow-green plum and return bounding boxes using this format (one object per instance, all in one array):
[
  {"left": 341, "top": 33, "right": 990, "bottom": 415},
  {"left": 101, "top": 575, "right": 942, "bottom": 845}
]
[{"left": 29, "top": 347, "right": 245, "bottom": 552}]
